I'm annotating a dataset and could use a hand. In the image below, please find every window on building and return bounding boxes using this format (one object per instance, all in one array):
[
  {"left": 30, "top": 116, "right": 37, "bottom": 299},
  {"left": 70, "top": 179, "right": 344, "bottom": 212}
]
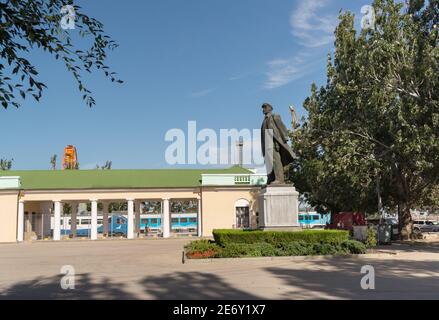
[
  {"left": 116, "top": 218, "right": 126, "bottom": 225},
  {"left": 170, "top": 200, "right": 198, "bottom": 214},
  {"left": 236, "top": 207, "right": 250, "bottom": 229},
  {"left": 141, "top": 201, "right": 162, "bottom": 214}
]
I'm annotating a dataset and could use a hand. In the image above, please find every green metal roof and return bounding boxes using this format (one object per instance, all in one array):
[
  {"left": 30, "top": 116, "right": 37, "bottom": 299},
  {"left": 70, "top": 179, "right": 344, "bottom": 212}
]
[{"left": 0, "top": 167, "right": 252, "bottom": 190}]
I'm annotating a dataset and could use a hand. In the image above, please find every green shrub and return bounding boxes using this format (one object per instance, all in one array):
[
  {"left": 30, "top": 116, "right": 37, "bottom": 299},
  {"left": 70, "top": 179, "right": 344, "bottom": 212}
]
[
  {"left": 256, "top": 243, "right": 279, "bottom": 257},
  {"left": 277, "top": 241, "right": 314, "bottom": 256},
  {"left": 185, "top": 239, "right": 215, "bottom": 252},
  {"left": 341, "top": 240, "right": 367, "bottom": 254},
  {"left": 366, "top": 227, "right": 378, "bottom": 248},
  {"left": 312, "top": 243, "right": 342, "bottom": 255},
  {"left": 213, "top": 229, "right": 349, "bottom": 247},
  {"left": 187, "top": 232, "right": 366, "bottom": 259},
  {"left": 218, "top": 242, "right": 278, "bottom": 258},
  {"left": 185, "top": 240, "right": 222, "bottom": 258}
]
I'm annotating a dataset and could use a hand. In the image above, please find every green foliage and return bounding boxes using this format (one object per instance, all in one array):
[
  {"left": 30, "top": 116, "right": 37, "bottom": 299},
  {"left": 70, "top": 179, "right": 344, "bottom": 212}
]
[
  {"left": 0, "top": 0, "right": 123, "bottom": 108},
  {"left": 0, "top": 158, "right": 13, "bottom": 170},
  {"left": 185, "top": 239, "right": 218, "bottom": 253},
  {"left": 312, "top": 243, "right": 341, "bottom": 256},
  {"left": 212, "top": 229, "right": 350, "bottom": 247},
  {"left": 340, "top": 240, "right": 368, "bottom": 254},
  {"left": 50, "top": 154, "right": 57, "bottom": 170},
  {"left": 186, "top": 238, "right": 367, "bottom": 259},
  {"left": 217, "top": 243, "right": 276, "bottom": 258},
  {"left": 277, "top": 241, "right": 314, "bottom": 256},
  {"left": 290, "top": 0, "right": 439, "bottom": 239},
  {"left": 366, "top": 227, "right": 378, "bottom": 248},
  {"left": 185, "top": 240, "right": 222, "bottom": 258}
]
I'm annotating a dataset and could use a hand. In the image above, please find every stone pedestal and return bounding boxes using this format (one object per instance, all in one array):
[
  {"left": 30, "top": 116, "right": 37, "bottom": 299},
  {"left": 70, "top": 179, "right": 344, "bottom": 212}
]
[{"left": 258, "top": 185, "right": 300, "bottom": 231}]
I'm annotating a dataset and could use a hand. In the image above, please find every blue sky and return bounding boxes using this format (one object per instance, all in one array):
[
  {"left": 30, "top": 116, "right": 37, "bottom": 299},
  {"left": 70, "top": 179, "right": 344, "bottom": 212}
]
[{"left": 1, "top": 0, "right": 369, "bottom": 170}]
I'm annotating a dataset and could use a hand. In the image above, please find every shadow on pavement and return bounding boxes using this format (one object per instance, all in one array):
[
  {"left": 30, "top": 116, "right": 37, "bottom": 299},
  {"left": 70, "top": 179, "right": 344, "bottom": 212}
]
[
  {"left": 1, "top": 272, "right": 261, "bottom": 300},
  {"left": 141, "top": 272, "right": 261, "bottom": 300},
  {"left": 0, "top": 273, "right": 137, "bottom": 300},
  {"left": 265, "top": 257, "right": 439, "bottom": 299}
]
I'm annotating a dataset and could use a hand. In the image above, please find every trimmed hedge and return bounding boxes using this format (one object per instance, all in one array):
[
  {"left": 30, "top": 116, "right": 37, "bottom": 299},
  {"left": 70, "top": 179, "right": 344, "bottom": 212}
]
[
  {"left": 212, "top": 229, "right": 350, "bottom": 247},
  {"left": 185, "top": 239, "right": 367, "bottom": 259}
]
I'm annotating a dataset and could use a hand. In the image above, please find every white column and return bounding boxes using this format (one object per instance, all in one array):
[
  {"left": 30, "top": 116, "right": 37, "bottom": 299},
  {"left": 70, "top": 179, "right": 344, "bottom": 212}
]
[
  {"left": 127, "top": 199, "right": 134, "bottom": 239},
  {"left": 91, "top": 200, "right": 98, "bottom": 240},
  {"left": 17, "top": 200, "right": 25, "bottom": 242},
  {"left": 53, "top": 201, "right": 61, "bottom": 241},
  {"left": 197, "top": 197, "right": 202, "bottom": 237},
  {"left": 162, "top": 198, "right": 170, "bottom": 238}
]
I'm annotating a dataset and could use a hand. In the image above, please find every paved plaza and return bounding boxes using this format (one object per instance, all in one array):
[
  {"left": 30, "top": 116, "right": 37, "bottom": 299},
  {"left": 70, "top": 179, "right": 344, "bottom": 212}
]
[{"left": 0, "top": 239, "right": 438, "bottom": 300}]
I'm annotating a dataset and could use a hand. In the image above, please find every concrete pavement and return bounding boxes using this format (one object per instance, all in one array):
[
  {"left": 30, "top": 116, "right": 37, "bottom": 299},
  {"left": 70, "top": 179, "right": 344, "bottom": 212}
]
[{"left": 0, "top": 239, "right": 438, "bottom": 299}]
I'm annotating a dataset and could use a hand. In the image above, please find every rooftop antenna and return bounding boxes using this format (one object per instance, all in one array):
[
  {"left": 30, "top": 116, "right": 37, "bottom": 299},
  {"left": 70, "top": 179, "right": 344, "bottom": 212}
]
[{"left": 236, "top": 138, "right": 244, "bottom": 167}]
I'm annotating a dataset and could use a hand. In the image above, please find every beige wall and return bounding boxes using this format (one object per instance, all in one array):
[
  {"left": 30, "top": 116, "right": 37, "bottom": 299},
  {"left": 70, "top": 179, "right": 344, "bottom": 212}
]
[
  {"left": 0, "top": 191, "right": 19, "bottom": 243},
  {"left": 201, "top": 187, "right": 260, "bottom": 236},
  {"left": 0, "top": 187, "right": 261, "bottom": 242}
]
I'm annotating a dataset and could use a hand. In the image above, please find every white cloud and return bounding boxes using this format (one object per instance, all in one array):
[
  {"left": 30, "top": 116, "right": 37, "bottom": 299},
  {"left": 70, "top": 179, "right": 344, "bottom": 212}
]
[
  {"left": 290, "top": 0, "right": 337, "bottom": 48},
  {"left": 264, "top": 55, "right": 310, "bottom": 89},
  {"left": 229, "top": 73, "right": 249, "bottom": 81},
  {"left": 262, "top": 0, "right": 337, "bottom": 89},
  {"left": 189, "top": 88, "right": 215, "bottom": 98}
]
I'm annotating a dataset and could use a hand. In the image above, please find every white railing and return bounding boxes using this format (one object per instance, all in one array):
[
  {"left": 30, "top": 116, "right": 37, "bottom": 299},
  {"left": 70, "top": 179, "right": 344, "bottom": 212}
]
[{"left": 202, "top": 174, "right": 267, "bottom": 186}]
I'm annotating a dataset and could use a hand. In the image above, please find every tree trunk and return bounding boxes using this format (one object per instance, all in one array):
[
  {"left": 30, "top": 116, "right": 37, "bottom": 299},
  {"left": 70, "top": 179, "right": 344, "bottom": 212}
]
[{"left": 398, "top": 202, "right": 413, "bottom": 240}]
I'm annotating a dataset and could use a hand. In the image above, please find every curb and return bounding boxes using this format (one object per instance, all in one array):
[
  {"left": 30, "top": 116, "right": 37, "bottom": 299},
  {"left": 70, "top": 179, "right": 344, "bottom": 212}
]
[{"left": 183, "top": 251, "right": 397, "bottom": 264}]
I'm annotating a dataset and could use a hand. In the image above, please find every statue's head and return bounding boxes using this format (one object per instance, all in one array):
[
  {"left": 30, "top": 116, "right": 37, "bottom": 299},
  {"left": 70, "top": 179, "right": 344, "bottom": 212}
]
[{"left": 262, "top": 103, "right": 273, "bottom": 115}]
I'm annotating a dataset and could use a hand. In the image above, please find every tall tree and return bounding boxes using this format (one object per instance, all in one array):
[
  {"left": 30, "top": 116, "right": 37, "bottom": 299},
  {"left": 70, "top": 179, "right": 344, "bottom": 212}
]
[
  {"left": 96, "top": 160, "right": 112, "bottom": 170},
  {"left": 0, "top": 158, "right": 13, "bottom": 170},
  {"left": 291, "top": 0, "right": 438, "bottom": 240},
  {"left": 50, "top": 154, "right": 57, "bottom": 170},
  {"left": 0, "top": 0, "right": 122, "bottom": 108}
]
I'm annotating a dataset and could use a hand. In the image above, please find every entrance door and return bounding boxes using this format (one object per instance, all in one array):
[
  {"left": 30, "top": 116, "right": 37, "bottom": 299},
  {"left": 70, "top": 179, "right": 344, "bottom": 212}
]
[{"left": 236, "top": 207, "right": 250, "bottom": 229}]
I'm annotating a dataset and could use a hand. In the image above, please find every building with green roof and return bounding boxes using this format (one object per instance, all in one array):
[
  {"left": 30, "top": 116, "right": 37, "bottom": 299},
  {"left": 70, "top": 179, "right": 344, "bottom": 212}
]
[{"left": 0, "top": 167, "right": 266, "bottom": 243}]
